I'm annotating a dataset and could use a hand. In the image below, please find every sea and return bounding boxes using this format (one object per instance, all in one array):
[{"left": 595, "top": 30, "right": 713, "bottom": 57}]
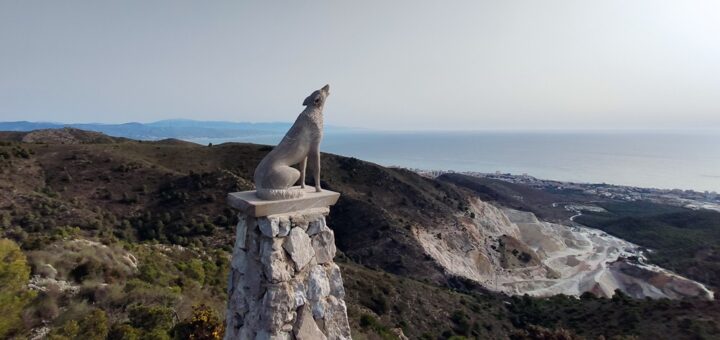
[{"left": 189, "top": 130, "right": 720, "bottom": 192}]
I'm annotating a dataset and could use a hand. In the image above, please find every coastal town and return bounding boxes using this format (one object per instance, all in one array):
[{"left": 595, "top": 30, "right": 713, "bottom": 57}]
[{"left": 406, "top": 168, "right": 720, "bottom": 212}]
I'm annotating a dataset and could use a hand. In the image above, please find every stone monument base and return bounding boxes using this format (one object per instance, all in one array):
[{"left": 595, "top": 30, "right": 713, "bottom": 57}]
[{"left": 225, "top": 190, "right": 350, "bottom": 340}]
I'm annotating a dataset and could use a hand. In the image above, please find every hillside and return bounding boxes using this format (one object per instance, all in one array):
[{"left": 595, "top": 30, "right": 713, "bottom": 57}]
[
  {"left": 0, "top": 129, "right": 719, "bottom": 339},
  {"left": 575, "top": 201, "right": 720, "bottom": 290},
  {"left": 437, "top": 173, "right": 597, "bottom": 223}
]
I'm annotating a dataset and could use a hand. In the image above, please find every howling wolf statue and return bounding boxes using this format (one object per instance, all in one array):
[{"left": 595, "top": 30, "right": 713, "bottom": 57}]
[{"left": 253, "top": 85, "right": 330, "bottom": 200}]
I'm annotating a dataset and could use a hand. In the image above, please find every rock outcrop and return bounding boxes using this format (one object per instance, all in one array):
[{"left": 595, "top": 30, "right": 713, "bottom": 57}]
[{"left": 225, "top": 208, "right": 351, "bottom": 340}]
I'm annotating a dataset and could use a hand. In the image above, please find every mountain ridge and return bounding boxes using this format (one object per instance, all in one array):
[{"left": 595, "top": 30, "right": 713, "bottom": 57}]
[{"left": 0, "top": 120, "right": 358, "bottom": 141}]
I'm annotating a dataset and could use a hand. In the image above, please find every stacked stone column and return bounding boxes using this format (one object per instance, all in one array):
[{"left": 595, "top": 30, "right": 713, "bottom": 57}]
[{"left": 225, "top": 190, "right": 351, "bottom": 340}]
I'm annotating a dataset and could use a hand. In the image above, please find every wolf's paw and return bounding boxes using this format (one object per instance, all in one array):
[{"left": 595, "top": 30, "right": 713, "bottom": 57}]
[{"left": 256, "top": 188, "right": 305, "bottom": 200}]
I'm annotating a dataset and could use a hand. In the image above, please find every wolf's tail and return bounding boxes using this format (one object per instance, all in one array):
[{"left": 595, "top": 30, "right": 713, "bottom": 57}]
[{"left": 256, "top": 187, "right": 305, "bottom": 200}]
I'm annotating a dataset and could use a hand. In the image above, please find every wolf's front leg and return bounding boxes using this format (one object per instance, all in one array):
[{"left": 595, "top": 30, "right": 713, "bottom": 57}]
[
  {"left": 310, "top": 149, "right": 322, "bottom": 192},
  {"left": 300, "top": 157, "right": 307, "bottom": 189}
]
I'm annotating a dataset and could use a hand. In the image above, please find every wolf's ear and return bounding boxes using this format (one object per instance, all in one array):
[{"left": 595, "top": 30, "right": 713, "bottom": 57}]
[{"left": 303, "top": 95, "right": 312, "bottom": 106}]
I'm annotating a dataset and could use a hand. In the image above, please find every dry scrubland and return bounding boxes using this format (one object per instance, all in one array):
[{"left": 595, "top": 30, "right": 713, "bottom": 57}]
[{"left": 0, "top": 128, "right": 719, "bottom": 339}]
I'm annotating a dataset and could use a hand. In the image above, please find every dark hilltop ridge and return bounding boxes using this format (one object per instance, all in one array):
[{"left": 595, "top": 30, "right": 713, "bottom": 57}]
[
  {"left": 1, "top": 128, "right": 719, "bottom": 339},
  {"left": 0, "top": 120, "right": 356, "bottom": 141},
  {"left": 0, "top": 127, "right": 130, "bottom": 144}
]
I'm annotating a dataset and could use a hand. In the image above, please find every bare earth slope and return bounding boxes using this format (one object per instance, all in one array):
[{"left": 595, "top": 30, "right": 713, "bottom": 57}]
[{"left": 502, "top": 209, "right": 713, "bottom": 299}]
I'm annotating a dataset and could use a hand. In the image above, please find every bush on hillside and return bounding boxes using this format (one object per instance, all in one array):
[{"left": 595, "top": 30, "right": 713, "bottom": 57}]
[
  {"left": 173, "top": 304, "right": 224, "bottom": 340},
  {"left": 48, "top": 309, "right": 109, "bottom": 340},
  {"left": 0, "top": 238, "right": 35, "bottom": 338},
  {"left": 128, "top": 304, "right": 175, "bottom": 333}
]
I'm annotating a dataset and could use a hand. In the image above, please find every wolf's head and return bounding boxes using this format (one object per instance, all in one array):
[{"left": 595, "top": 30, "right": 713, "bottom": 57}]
[{"left": 302, "top": 84, "right": 330, "bottom": 108}]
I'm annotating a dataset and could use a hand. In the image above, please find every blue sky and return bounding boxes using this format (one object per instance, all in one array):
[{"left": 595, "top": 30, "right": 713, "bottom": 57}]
[{"left": 1, "top": 1, "right": 719, "bottom": 130}]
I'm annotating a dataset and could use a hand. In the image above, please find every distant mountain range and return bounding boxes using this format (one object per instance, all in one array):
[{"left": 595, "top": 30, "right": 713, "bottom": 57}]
[{"left": 0, "top": 119, "right": 356, "bottom": 140}]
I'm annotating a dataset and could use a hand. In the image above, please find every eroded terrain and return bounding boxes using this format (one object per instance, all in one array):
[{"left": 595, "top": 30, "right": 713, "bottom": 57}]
[{"left": 415, "top": 197, "right": 714, "bottom": 300}]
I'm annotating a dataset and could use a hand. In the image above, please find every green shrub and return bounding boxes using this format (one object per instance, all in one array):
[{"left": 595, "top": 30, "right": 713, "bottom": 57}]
[
  {"left": 184, "top": 259, "right": 206, "bottom": 285},
  {"left": 128, "top": 304, "right": 175, "bottom": 332},
  {"left": 359, "top": 314, "right": 395, "bottom": 339},
  {"left": 0, "top": 212, "right": 10, "bottom": 227},
  {"left": 360, "top": 314, "right": 375, "bottom": 328},
  {"left": 509, "top": 325, "right": 580, "bottom": 340},
  {"left": 172, "top": 304, "right": 223, "bottom": 340},
  {"left": 109, "top": 323, "right": 141, "bottom": 340},
  {"left": 123, "top": 279, "right": 180, "bottom": 306},
  {"left": 451, "top": 310, "right": 471, "bottom": 335},
  {"left": 50, "top": 308, "right": 109, "bottom": 340},
  {"left": 12, "top": 146, "right": 32, "bottom": 159},
  {"left": 138, "top": 261, "right": 174, "bottom": 286},
  {"left": 143, "top": 327, "right": 171, "bottom": 340},
  {"left": 78, "top": 309, "right": 110, "bottom": 340},
  {"left": 32, "top": 291, "right": 60, "bottom": 320},
  {"left": 0, "top": 238, "right": 35, "bottom": 338},
  {"left": 48, "top": 320, "right": 80, "bottom": 340}
]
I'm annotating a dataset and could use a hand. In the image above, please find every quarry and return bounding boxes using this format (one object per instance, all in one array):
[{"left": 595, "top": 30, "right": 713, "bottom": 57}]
[{"left": 416, "top": 197, "right": 714, "bottom": 300}]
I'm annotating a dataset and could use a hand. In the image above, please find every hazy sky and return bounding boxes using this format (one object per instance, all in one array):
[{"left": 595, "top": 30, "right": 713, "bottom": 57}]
[{"left": 1, "top": 1, "right": 719, "bottom": 130}]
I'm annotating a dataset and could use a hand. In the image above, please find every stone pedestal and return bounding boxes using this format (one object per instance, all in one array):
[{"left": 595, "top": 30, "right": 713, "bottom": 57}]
[{"left": 225, "top": 188, "right": 351, "bottom": 340}]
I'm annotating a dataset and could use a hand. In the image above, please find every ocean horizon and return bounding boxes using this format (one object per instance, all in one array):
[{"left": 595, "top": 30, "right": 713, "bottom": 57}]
[{"left": 188, "top": 130, "right": 720, "bottom": 193}]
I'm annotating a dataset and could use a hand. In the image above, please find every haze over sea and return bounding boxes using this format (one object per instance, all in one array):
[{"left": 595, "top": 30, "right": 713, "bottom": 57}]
[{"left": 191, "top": 130, "right": 720, "bottom": 193}]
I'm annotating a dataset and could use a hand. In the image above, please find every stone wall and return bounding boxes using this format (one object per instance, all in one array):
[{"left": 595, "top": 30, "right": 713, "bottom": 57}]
[{"left": 225, "top": 207, "right": 351, "bottom": 340}]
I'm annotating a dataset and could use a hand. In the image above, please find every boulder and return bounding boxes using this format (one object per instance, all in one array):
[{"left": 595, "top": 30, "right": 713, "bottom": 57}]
[
  {"left": 307, "top": 265, "right": 330, "bottom": 301},
  {"left": 312, "top": 229, "right": 336, "bottom": 264},
  {"left": 294, "top": 305, "right": 327, "bottom": 340},
  {"left": 307, "top": 218, "right": 327, "bottom": 236},
  {"left": 260, "top": 238, "right": 294, "bottom": 282},
  {"left": 322, "top": 296, "right": 352, "bottom": 340},
  {"left": 261, "top": 283, "right": 296, "bottom": 331},
  {"left": 235, "top": 217, "right": 249, "bottom": 250},
  {"left": 293, "top": 284, "right": 307, "bottom": 308},
  {"left": 231, "top": 248, "right": 247, "bottom": 273},
  {"left": 255, "top": 330, "right": 293, "bottom": 340},
  {"left": 326, "top": 263, "right": 345, "bottom": 298},
  {"left": 259, "top": 217, "right": 280, "bottom": 237},
  {"left": 311, "top": 297, "right": 327, "bottom": 320},
  {"left": 278, "top": 218, "right": 291, "bottom": 237},
  {"left": 283, "top": 228, "right": 315, "bottom": 271}
]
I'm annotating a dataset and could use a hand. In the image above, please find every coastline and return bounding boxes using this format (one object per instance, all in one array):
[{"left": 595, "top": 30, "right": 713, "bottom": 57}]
[
  {"left": 185, "top": 130, "right": 720, "bottom": 193},
  {"left": 407, "top": 168, "right": 720, "bottom": 212}
]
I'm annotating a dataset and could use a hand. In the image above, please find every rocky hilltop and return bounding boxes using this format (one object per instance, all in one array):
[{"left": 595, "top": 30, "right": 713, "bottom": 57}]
[{"left": 1, "top": 128, "right": 719, "bottom": 339}]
